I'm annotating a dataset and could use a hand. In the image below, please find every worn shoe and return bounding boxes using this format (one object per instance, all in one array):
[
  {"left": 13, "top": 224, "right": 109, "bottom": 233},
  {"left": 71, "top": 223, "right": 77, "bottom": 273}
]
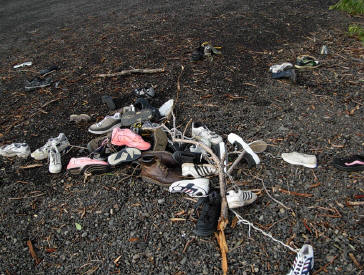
[
  {"left": 120, "top": 109, "right": 153, "bottom": 127},
  {"left": 272, "top": 69, "right": 296, "bottom": 83},
  {"left": 295, "top": 55, "right": 320, "bottom": 69},
  {"left": 193, "top": 190, "right": 221, "bottom": 237},
  {"left": 107, "top": 147, "right": 141, "bottom": 166},
  {"left": 49, "top": 144, "right": 62, "bottom": 174},
  {"left": 88, "top": 113, "right": 122, "bottom": 135},
  {"left": 332, "top": 155, "right": 364, "bottom": 172},
  {"left": 282, "top": 152, "right": 317, "bottom": 168},
  {"left": 182, "top": 163, "right": 217, "bottom": 178},
  {"left": 248, "top": 140, "right": 268, "bottom": 154},
  {"left": 141, "top": 151, "right": 179, "bottom": 168},
  {"left": 227, "top": 133, "right": 260, "bottom": 167},
  {"left": 169, "top": 178, "right": 209, "bottom": 197},
  {"left": 269, "top": 62, "right": 293, "bottom": 73},
  {"left": 189, "top": 136, "right": 211, "bottom": 154},
  {"left": 31, "top": 133, "right": 70, "bottom": 160},
  {"left": 111, "top": 128, "right": 151, "bottom": 150},
  {"left": 172, "top": 151, "right": 203, "bottom": 164},
  {"left": 67, "top": 157, "right": 109, "bottom": 175},
  {"left": 25, "top": 77, "right": 52, "bottom": 91},
  {"left": 226, "top": 189, "right": 257, "bottom": 209},
  {"left": 192, "top": 122, "right": 222, "bottom": 145},
  {"left": 159, "top": 99, "right": 174, "bottom": 118},
  {"left": 133, "top": 86, "right": 155, "bottom": 98},
  {"left": 0, "top": 143, "right": 31, "bottom": 158},
  {"left": 151, "top": 128, "right": 168, "bottom": 151},
  {"left": 191, "top": 44, "right": 205, "bottom": 61},
  {"left": 287, "top": 244, "right": 314, "bottom": 275},
  {"left": 87, "top": 135, "right": 110, "bottom": 153}
]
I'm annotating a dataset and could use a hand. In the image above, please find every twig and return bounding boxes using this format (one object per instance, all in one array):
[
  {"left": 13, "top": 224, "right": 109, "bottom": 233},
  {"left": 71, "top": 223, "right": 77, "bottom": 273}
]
[
  {"left": 312, "top": 255, "right": 338, "bottom": 275},
  {"left": 278, "top": 188, "right": 313, "bottom": 198},
  {"left": 27, "top": 240, "right": 42, "bottom": 265},
  {"left": 95, "top": 68, "right": 165, "bottom": 78},
  {"left": 175, "top": 65, "right": 184, "bottom": 105},
  {"left": 255, "top": 177, "right": 291, "bottom": 210},
  {"left": 9, "top": 192, "right": 46, "bottom": 200}
]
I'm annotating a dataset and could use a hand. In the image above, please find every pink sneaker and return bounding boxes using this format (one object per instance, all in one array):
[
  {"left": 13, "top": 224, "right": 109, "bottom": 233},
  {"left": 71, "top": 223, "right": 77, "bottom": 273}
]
[
  {"left": 111, "top": 128, "right": 151, "bottom": 150},
  {"left": 67, "top": 157, "right": 109, "bottom": 175}
]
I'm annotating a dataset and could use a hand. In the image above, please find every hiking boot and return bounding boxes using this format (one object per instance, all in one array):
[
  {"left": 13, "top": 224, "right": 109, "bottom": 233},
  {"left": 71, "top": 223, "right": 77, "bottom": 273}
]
[
  {"left": 0, "top": 143, "right": 31, "bottom": 158},
  {"left": 107, "top": 147, "right": 141, "bottom": 166},
  {"left": 169, "top": 178, "right": 210, "bottom": 197},
  {"left": 67, "top": 157, "right": 109, "bottom": 175},
  {"left": 49, "top": 144, "right": 62, "bottom": 174},
  {"left": 31, "top": 133, "right": 70, "bottom": 160},
  {"left": 295, "top": 55, "right": 320, "bottom": 69},
  {"left": 182, "top": 163, "right": 217, "bottom": 178},
  {"left": 332, "top": 155, "right": 364, "bottom": 172},
  {"left": 140, "top": 156, "right": 182, "bottom": 187},
  {"left": 111, "top": 128, "right": 151, "bottom": 150},
  {"left": 192, "top": 122, "right": 222, "bottom": 145},
  {"left": 272, "top": 69, "right": 296, "bottom": 83},
  {"left": 193, "top": 190, "right": 221, "bottom": 237},
  {"left": 25, "top": 77, "right": 52, "bottom": 91},
  {"left": 281, "top": 152, "right": 317, "bottom": 168},
  {"left": 172, "top": 151, "right": 203, "bottom": 164},
  {"left": 287, "top": 244, "right": 314, "bottom": 275},
  {"left": 226, "top": 189, "right": 257, "bottom": 209},
  {"left": 141, "top": 151, "right": 179, "bottom": 168},
  {"left": 88, "top": 113, "right": 122, "bottom": 135}
]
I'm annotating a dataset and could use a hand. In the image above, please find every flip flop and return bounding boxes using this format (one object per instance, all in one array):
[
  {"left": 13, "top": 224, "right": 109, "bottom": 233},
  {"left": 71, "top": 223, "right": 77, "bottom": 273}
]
[
  {"left": 332, "top": 155, "right": 364, "bottom": 171},
  {"left": 107, "top": 147, "right": 141, "bottom": 166}
]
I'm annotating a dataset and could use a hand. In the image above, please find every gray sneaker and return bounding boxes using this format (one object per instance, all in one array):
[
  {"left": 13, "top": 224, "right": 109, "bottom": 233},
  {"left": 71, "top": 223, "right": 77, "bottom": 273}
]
[{"left": 88, "top": 113, "right": 122, "bottom": 134}]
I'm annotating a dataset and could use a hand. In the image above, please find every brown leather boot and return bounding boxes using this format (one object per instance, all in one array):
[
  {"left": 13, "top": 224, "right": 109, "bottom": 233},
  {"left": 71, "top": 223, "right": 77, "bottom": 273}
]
[
  {"left": 140, "top": 156, "right": 182, "bottom": 187},
  {"left": 141, "top": 151, "right": 179, "bottom": 168}
]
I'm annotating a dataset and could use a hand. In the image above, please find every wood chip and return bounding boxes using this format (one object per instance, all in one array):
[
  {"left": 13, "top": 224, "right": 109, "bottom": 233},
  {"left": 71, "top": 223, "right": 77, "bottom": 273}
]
[
  {"left": 27, "top": 240, "right": 42, "bottom": 265},
  {"left": 19, "top": 163, "right": 43, "bottom": 169}
]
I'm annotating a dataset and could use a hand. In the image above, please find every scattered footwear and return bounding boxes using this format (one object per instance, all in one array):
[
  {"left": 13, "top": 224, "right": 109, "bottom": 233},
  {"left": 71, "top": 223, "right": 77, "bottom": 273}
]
[
  {"left": 120, "top": 109, "right": 153, "bottom": 127},
  {"left": 287, "top": 244, "right": 314, "bottom": 275},
  {"left": 172, "top": 151, "right": 203, "bottom": 164},
  {"left": 141, "top": 151, "right": 180, "bottom": 167},
  {"left": 67, "top": 157, "right": 109, "bottom": 175},
  {"left": 111, "top": 128, "right": 151, "bottom": 150},
  {"left": 226, "top": 189, "right": 257, "bottom": 209},
  {"left": 332, "top": 155, "right": 364, "bottom": 172},
  {"left": 107, "top": 147, "right": 141, "bottom": 166},
  {"left": 189, "top": 136, "right": 211, "bottom": 154},
  {"left": 182, "top": 163, "right": 217, "bottom": 178},
  {"left": 281, "top": 152, "right": 317, "bottom": 168},
  {"left": 88, "top": 113, "right": 122, "bottom": 135},
  {"left": 192, "top": 122, "right": 222, "bottom": 145},
  {"left": 25, "top": 77, "right": 52, "bottom": 91},
  {"left": 0, "top": 143, "right": 31, "bottom": 158},
  {"left": 295, "top": 55, "right": 320, "bottom": 69},
  {"left": 269, "top": 62, "right": 293, "bottom": 73},
  {"left": 228, "top": 133, "right": 260, "bottom": 167},
  {"left": 169, "top": 178, "right": 209, "bottom": 197},
  {"left": 31, "top": 133, "right": 70, "bottom": 160},
  {"left": 49, "top": 144, "right": 62, "bottom": 174}
]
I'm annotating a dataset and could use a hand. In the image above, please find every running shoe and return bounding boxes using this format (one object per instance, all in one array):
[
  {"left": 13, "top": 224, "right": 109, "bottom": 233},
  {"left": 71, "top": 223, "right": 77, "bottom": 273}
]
[
  {"left": 31, "top": 133, "right": 70, "bottom": 160},
  {"left": 287, "top": 244, "right": 314, "bottom": 275},
  {"left": 111, "top": 128, "right": 151, "bottom": 150},
  {"left": 169, "top": 178, "right": 209, "bottom": 197},
  {"left": 0, "top": 143, "right": 31, "bottom": 158},
  {"left": 67, "top": 157, "right": 109, "bottom": 175}
]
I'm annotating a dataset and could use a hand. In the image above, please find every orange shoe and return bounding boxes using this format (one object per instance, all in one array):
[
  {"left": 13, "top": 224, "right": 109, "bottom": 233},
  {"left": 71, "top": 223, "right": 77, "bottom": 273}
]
[{"left": 111, "top": 128, "right": 151, "bottom": 150}]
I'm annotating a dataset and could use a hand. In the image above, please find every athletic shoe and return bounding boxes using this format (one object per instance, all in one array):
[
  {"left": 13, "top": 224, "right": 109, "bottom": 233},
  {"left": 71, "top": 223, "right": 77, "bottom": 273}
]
[
  {"left": 189, "top": 136, "right": 211, "bottom": 154},
  {"left": 281, "top": 152, "right": 317, "bottom": 168},
  {"left": 159, "top": 99, "right": 174, "bottom": 118},
  {"left": 269, "top": 62, "right": 293, "bottom": 73},
  {"left": 172, "top": 151, "right": 203, "bottom": 164},
  {"left": 111, "top": 128, "right": 151, "bottom": 150},
  {"left": 226, "top": 189, "right": 257, "bottom": 209},
  {"left": 272, "top": 69, "right": 297, "bottom": 83},
  {"left": 287, "top": 244, "right": 314, "bottom": 275},
  {"left": 87, "top": 135, "right": 110, "bottom": 153},
  {"left": 332, "top": 155, "right": 364, "bottom": 172},
  {"left": 107, "top": 147, "right": 141, "bottom": 166},
  {"left": 0, "top": 143, "right": 31, "bottom": 158},
  {"left": 120, "top": 109, "right": 153, "bottom": 127},
  {"left": 49, "top": 144, "right": 62, "bottom": 174},
  {"left": 227, "top": 133, "right": 260, "bottom": 166},
  {"left": 192, "top": 122, "right": 222, "bottom": 145},
  {"left": 66, "top": 157, "right": 109, "bottom": 175},
  {"left": 193, "top": 190, "right": 221, "bottom": 237},
  {"left": 31, "top": 133, "right": 70, "bottom": 160},
  {"left": 169, "top": 178, "right": 209, "bottom": 197},
  {"left": 295, "top": 55, "right": 320, "bottom": 69},
  {"left": 182, "top": 163, "right": 217, "bottom": 178},
  {"left": 88, "top": 113, "right": 122, "bottom": 135},
  {"left": 25, "top": 77, "right": 52, "bottom": 91}
]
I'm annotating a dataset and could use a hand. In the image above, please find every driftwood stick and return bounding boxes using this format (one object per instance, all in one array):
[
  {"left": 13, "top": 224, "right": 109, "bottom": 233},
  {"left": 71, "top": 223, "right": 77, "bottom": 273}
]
[
  {"left": 227, "top": 150, "right": 247, "bottom": 175},
  {"left": 95, "top": 68, "right": 165, "bottom": 78}
]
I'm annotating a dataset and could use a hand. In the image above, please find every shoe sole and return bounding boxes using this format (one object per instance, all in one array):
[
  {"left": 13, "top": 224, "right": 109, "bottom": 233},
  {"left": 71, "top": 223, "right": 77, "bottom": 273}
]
[
  {"left": 88, "top": 123, "right": 122, "bottom": 135},
  {"left": 141, "top": 176, "right": 170, "bottom": 188},
  {"left": 120, "top": 110, "right": 153, "bottom": 127},
  {"left": 0, "top": 152, "right": 30, "bottom": 158},
  {"left": 228, "top": 133, "right": 260, "bottom": 165},
  {"left": 108, "top": 148, "right": 141, "bottom": 166},
  {"left": 294, "top": 64, "right": 320, "bottom": 70},
  {"left": 68, "top": 164, "right": 109, "bottom": 175}
]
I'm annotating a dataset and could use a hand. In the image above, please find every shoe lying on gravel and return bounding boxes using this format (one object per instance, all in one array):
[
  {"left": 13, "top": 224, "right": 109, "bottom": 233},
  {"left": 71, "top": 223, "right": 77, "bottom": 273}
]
[
  {"left": 269, "top": 62, "right": 293, "bottom": 73},
  {"left": 169, "top": 178, "right": 209, "bottom": 197},
  {"left": 159, "top": 99, "right": 174, "bottom": 118},
  {"left": 228, "top": 133, "right": 260, "bottom": 167},
  {"left": 191, "top": 43, "right": 205, "bottom": 61},
  {"left": 25, "top": 77, "right": 52, "bottom": 91},
  {"left": 248, "top": 140, "right": 268, "bottom": 154},
  {"left": 31, "top": 133, "right": 70, "bottom": 160},
  {"left": 107, "top": 147, "right": 141, "bottom": 166},
  {"left": 70, "top": 114, "right": 91, "bottom": 123},
  {"left": 111, "top": 128, "right": 151, "bottom": 150},
  {"left": 271, "top": 69, "right": 296, "bottom": 83},
  {"left": 0, "top": 143, "right": 31, "bottom": 158},
  {"left": 67, "top": 157, "right": 109, "bottom": 175},
  {"left": 287, "top": 244, "right": 314, "bottom": 275},
  {"left": 281, "top": 152, "right": 317, "bottom": 168},
  {"left": 133, "top": 86, "right": 155, "bottom": 98},
  {"left": 88, "top": 113, "right": 122, "bottom": 135},
  {"left": 49, "top": 144, "right": 62, "bottom": 174},
  {"left": 332, "top": 155, "right": 364, "bottom": 171},
  {"left": 226, "top": 189, "right": 257, "bottom": 209},
  {"left": 182, "top": 163, "right": 217, "bottom": 178},
  {"left": 295, "top": 55, "right": 320, "bottom": 69},
  {"left": 192, "top": 122, "right": 222, "bottom": 145}
]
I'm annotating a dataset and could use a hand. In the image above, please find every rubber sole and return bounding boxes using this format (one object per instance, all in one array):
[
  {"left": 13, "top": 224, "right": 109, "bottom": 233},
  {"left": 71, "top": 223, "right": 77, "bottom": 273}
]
[
  {"left": 108, "top": 148, "right": 141, "bottom": 166},
  {"left": 141, "top": 176, "right": 170, "bottom": 188},
  {"left": 228, "top": 133, "right": 260, "bottom": 165},
  {"left": 68, "top": 164, "right": 109, "bottom": 175},
  {"left": 88, "top": 123, "right": 122, "bottom": 135}
]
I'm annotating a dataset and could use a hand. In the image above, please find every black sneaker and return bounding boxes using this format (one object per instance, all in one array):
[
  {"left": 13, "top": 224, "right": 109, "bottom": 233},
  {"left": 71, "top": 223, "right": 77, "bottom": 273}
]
[
  {"left": 191, "top": 44, "right": 205, "bottom": 62},
  {"left": 172, "top": 151, "right": 203, "bottom": 164},
  {"left": 332, "top": 155, "right": 364, "bottom": 171},
  {"left": 193, "top": 190, "right": 221, "bottom": 237}
]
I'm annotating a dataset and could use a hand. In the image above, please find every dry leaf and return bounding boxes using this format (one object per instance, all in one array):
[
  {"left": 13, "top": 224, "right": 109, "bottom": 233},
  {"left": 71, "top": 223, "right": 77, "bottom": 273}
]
[{"left": 128, "top": 237, "right": 139, "bottom": 242}]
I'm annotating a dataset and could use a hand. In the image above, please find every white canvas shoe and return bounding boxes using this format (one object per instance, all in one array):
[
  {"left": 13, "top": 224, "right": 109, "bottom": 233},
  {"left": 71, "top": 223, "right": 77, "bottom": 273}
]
[
  {"left": 49, "top": 144, "right": 62, "bottom": 174},
  {"left": 226, "top": 189, "right": 257, "bottom": 209},
  {"left": 31, "top": 133, "right": 70, "bottom": 160},
  {"left": 182, "top": 163, "right": 217, "bottom": 178},
  {"left": 287, "top": 244, "right": 314, "bottom": 275},
  {"left": 192, "top": 122, "right": 222, "bottom": 145},
  {"left": 0, "top": 143, "right": 31, "bottom": 158},
  {"left": 169, "top": 178, "right": 209, "bottom": 197},
  {"left": 159, "top": 99, "right": 174, "bottom": 117},
  {"left": 281, "top": 152, "right": 317, "bottom": 168}
]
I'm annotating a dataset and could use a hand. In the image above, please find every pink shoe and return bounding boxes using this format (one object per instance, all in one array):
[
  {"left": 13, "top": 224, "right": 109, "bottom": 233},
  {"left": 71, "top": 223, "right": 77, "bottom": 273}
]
[
  {"left": 111, "top": 128, "right": 151, "bottom": 150},
  {"left": 67, "top": 157, "right": 109, "bottom": 175}
]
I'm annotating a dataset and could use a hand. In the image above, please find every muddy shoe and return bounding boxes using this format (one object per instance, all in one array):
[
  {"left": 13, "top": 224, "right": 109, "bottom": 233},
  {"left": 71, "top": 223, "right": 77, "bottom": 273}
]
[
  {"left": 25, "top": 77, "right": 52, "bottom": 91},
  {"left": 332, "top": 155, "right": 364, "bottom": 171},
  {"left": 120, "top": 109, "right": 153, "bottom": 127},
  {"left": 295, "top": 55, "right": 320, "bottom": 69}
]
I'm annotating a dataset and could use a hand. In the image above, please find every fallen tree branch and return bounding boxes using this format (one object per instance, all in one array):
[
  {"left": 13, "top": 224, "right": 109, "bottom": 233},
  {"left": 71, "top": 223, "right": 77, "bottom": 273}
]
[{"left": 95, "top": 68, "right": 165, "bottom": 78}]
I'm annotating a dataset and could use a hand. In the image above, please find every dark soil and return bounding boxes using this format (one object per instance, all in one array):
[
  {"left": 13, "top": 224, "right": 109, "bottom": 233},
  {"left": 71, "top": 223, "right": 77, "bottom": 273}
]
[{"left": 0, "top": 0, "right": 363, "bottom": 274}]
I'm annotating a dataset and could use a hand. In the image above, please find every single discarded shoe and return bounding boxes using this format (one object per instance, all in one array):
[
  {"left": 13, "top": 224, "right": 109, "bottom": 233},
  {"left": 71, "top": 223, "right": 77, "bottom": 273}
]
[
  {"left": 134, "top": 98, "right": 161, "bottom": 121},
  {"left": 287, "top": 244, "right": 314, "bottom": 275},
  {"left": 120, "top": 109, "right": 153, "bottom": 127},
  {"left": 108, "top": 147, "right": 141, "bottom": 166},
  {"left": 67, "top": 157, "right": 109, "bottom": 175},
  {"left": 182, "top": 163, "right": 217, "bottom": 178},
  {"left": 332, "top": 155, "right": 364, "bottom": 172},
  {"left": 133, "top": 86, "right": 155, "bottom": 98},
  {"left": 227, "top": 133, "right": 260, "bottom": 167},
  {"left": 111, "top": 128, "right": 150, "bottom": 150},
  {"left": 159, "top": 99, "right": 174, "bottom": 118},
  {"left": 39, "top": 65, "right": 58, "bottom": 77},
  {"left": 272, "top": 69, "right": 296, "bottom": 83},
  {"left": 25, "top": 77, "right": 52, "bottom": 91},
  {"left": 248, "top": 140, "right": 268, "bottom": 154},
  {"left": 295, "top": 55, "right": 320, "bottom": 69},
  {"left": 141, "top": 151, "right": 180, "bottom": 168},
  {"left": 88, "top": 113, "right": 122, "bottom": 135},
  {"left": 0, "top": 143, "right": 31, "bottom": 158},
  {"left": 193, "top": 190, "right": 221, "bottom": 237},
  {"left": 226, "top": 189, "right": 257, "bottom": 209},
  {"left": 192, "top": 122, "right": 222, "bottom": 145},
  {"left": 269, "top": 62, "right": 293, "bottom": 73},
  {"left": 49, "top": 144, "right": 62, "bottom": 174},
  {"left": 169, "top": 178, "right": 210, "bottom": 197},
  {"left": 31, "top": 133, "right": 70, "bottom": 160},
  {"left": 281, "top": 152, "right": 317, "bottom": 168},
  {"left": 172, "top": 151, "right": 203, "bottom": 164}
]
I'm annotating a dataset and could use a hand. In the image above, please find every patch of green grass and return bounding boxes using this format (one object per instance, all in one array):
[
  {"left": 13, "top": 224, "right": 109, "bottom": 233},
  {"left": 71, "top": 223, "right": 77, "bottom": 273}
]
[
  {"left": 348, "top": 24, "right": 364, "bottom": 43},
  {"left": 329, "top": 0, "right": 364, "bottom": 15}
]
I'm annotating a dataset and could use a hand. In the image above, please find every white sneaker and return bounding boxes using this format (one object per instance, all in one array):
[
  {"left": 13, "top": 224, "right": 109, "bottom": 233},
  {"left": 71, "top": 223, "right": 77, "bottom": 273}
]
[
  {"left": 269, "top": 62, "right": 293, "bottom": 73},
  {"left": 169, "top": 178, "right": 209, "bottom": 197},
  {"left": 287, "top": 244, "right": 314, "bottom": 275},
  {"left": 0, "top": 143, "right": 31, "bottom": 158},
  {"left": 192, "top": 122, "right": 222, "bottom": 145},
  {"left": 49, "top": 144, "right": 62, "bottom": 173},
  {"left": 159, "top": 99, "right": 174, "bottom": 117},
  {"left": 281, "top": 152, "right": 317, "bottom": 168},
  {"left": 227, "top": 133, "right": 260, "bottom": 165},
  {"left": 189, "top": 136, "right": 211, "bottom": 154},
  {"left": 182, "top": 163, "right": 217, "bottom": 178},
  {"left": 226, "top": 189, "right": 257, "bottom": 209},
  {"left": 31, "top": 133, "right": 70, "bottom": 160}
]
